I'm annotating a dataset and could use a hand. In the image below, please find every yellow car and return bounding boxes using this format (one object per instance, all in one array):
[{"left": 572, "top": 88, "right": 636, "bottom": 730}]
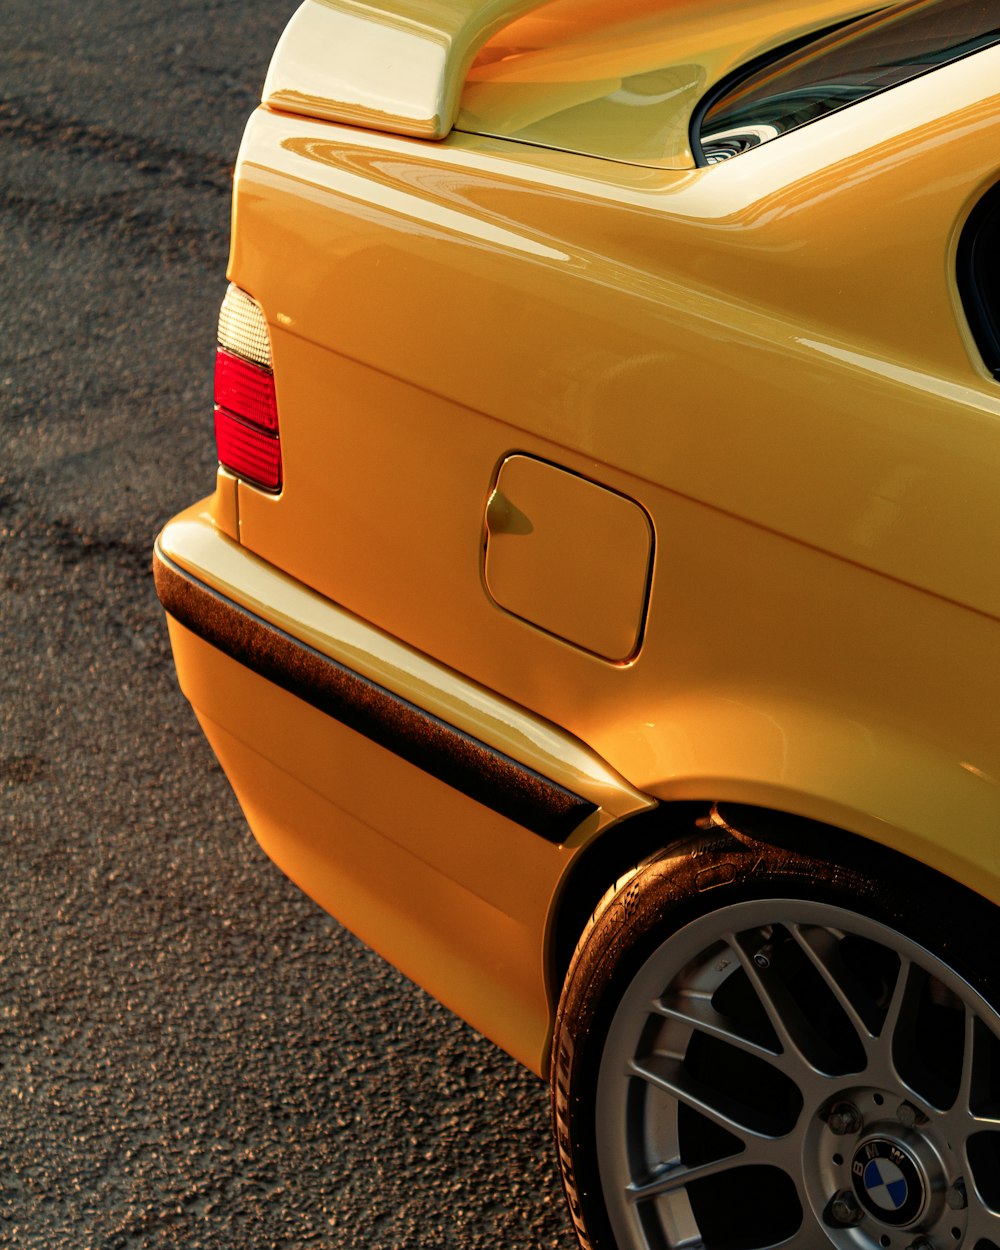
[{"left": 155, "top": 1, "right": 1000, "bottom": 1246}]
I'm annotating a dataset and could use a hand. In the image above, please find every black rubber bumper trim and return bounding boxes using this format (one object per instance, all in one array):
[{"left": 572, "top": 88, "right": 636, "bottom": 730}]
[{"left": 153, "top": 547, "right": 597, "bottom": 843}]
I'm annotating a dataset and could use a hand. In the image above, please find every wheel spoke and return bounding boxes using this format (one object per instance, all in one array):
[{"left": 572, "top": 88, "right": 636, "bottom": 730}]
[
  {"left": 626, "top": 1129, "right": 789, "bottom": 1205},
  {"left": 728, "top": 931, "right": 842, "bottom": 1078},
  {"left": 743, "top": 1232, "right": 812, "bottom": 1250},
  {"left": 651, "top": 994, "right": 782, "bottom": 1063},
  {"left": 582, "top": 886, "right": 1000, "bottom": 1250},
  {"left": 937, "top": 1010, "right": 1000, "bottom": 1146},
  {"left": 627, "top": 1054, "right": 784, "bottom": 1143},
  {"left": 958, "top": 1004, "right": 978, "bottom": 1113},
  {"left": 961, "top": 1009, "right": 1000, "bottom": 1127},
  {"left": 963, "top": 1199, "right": 1000, "bottom": 1246},
  {"left": 626, "top": 1150, "right": 747, "bottom": 1203},
  {"left": 869, "top": 950, "right": 922, "bottom": 1091},
  {"left": 789, "top": 923, "right": 883, "bottom": 1040},
  {"left": 756, "top": 1231, "right": 820, "bottom": 1250},
  {"left": 879, "top": 951, "right": 914, "bottom": 1046}
]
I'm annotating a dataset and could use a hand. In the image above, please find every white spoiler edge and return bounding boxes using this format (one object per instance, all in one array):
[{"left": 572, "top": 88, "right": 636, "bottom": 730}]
[{"left": 262, "top": 0, "right": 547, "bottom": 139}]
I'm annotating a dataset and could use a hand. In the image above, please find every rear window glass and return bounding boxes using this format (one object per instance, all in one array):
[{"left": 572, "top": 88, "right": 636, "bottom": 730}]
[
  {"left": 696, "top": 0, "right": 1000, "bottom": 164},
  {"left": 958, "top": 183, "right": 1000, "bottom": 381}
]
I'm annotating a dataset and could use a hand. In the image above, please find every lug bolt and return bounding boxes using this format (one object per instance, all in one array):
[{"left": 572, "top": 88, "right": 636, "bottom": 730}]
[
  {"left": 828, "top": 1101, "right": 863, "bottom": 1136},
  {"left": 907, "top": 1239, "right": 934, "bottom": 1250},
  {"left": 829, "top": 1190, "right": 864, "bottom": 1226},
  {"left": 946, "top": 1181, "right": 968, "bottom": 1211},
  {"left": 898, "top": 1101, "right": 928, "bottom": 1129}
]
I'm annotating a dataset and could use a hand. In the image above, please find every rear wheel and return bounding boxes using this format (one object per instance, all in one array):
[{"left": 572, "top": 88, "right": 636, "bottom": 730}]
[{"left": 552, "top": 813, "right": 1000, "bottom": 1250}]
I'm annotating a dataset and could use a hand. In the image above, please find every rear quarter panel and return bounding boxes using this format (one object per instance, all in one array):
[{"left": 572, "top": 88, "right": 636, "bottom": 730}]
[{"left": 228, "top": 49, "right": 1000, "bottom": 905}]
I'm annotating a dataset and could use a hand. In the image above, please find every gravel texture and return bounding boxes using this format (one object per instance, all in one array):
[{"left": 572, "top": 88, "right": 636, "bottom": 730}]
[{"left": 0, "top": 4, "right": 578, "bottom": 1246}]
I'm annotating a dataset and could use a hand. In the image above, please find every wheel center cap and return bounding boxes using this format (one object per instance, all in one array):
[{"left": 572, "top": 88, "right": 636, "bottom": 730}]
[{"left": 852, "top": 1138, "right": 926, "bottom": 1226}]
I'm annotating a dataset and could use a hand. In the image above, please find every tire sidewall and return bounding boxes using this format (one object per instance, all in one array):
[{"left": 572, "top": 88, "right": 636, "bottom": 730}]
[{"left": 551, "top": 823, "right": 999, "bottom": 1250}]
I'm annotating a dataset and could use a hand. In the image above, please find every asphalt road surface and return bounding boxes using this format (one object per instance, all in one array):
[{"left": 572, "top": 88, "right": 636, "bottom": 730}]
[{"left": 0, "top": 4, "right": 578, "bottom": 1246}]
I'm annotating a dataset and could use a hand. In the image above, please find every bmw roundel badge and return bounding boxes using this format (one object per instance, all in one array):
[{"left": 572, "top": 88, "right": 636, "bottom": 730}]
[{"left": 852, "top": 1139, "right": 926, "bottom": 1226}]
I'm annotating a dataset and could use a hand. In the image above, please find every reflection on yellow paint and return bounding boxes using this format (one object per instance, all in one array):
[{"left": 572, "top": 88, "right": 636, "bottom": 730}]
[
  {"left": 961, "top": 762, "right": 1000, "bottom": 788},
  {"left": 800, "top": 338, "right": 1000, "bottom": 416},
  {"left": 457, "top": 0, "right": 878, "bottom": 167},
  {"left": 281, "top": 134, "right": 570, "bottom": 261}
]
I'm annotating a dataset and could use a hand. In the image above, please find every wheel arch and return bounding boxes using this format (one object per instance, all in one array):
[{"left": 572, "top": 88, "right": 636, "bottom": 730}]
[
  {"left": 550, "top": 802, "right": 707, "bottom": 1002},
  {"left": 551, "top": 679, "right": 1000, "bottom": 1005},
  {"left": 548, "top": 796, "right": 1000, "bottom": 1023},
  {"left": 550, "top": 814, "right": 1000, "bottom": 1250}
]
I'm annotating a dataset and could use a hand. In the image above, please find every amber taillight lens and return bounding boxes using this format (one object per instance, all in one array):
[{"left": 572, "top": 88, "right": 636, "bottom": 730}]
[{"left": 214, "top": 285, "right": 282, "bottom": 491}]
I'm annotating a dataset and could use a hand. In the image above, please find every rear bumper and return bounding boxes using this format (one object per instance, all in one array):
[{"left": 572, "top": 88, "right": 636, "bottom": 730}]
[
  {"left": 154, "top": 503, "right": 653, "bottom": 1072},
  {"left": 154, "top": 547, "right": 597, "bottom": 842}
]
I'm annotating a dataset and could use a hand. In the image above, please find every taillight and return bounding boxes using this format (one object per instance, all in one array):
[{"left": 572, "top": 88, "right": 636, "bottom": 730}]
[
  {"left": 215, "top": 350, "right": 278, "bottom": 432},
  {"left": 214, "top": 285, "right": 282, "bottom": 492}
]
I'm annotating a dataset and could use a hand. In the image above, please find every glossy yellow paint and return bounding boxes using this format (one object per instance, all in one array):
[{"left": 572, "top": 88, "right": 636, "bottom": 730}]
[
  {"left": 158, "top": 507, "right": 653, "bottom": 1070},
  {"left": 159, "top": 505, "right": 652, "bottom": 822},
  {"left": 233, "top": 331, "right": 1000, "bottom": 907},
  {"left": 209, "top": 466, "right": 240, "bottom": 542},
  {"left": 484, "top": 454, "right": 653, "bottom": 660},
  {"left": 264, "top": 0, "right": 883, "bottom": 161},
  {"left": 263, "top": 0, "right": 548, "bottom": 137},
  {"left": 239, "top": 48, "right": 1000, "bottom": 618},
  {"left": 458, "top": 0, "right": 880, "bottom": 167},
  {"left": 225, "top": 44, "right": 1000, "bottom": 912},
  {"left": 161, "top": 11, "right": 1000, "bottom": 1073},
  {"left": 168, "top": 616, "right": 575, "bottom": 1071}
]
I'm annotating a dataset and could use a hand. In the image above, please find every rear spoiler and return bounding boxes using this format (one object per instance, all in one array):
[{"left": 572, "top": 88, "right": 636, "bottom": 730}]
[{"left": 262, "top": 0, "right": 546, "bottom": 139}]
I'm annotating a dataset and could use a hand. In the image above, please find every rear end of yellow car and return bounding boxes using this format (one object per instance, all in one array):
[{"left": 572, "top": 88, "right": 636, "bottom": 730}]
[{"left": 156, "top": 3, "right": 1000, "bottom": 1248}]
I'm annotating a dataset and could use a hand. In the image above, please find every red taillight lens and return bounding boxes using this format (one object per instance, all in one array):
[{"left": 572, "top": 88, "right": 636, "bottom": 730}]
[
  {"left": 214, "top": 349, "right": 279, "bottom": 433},
  {"left": 214, "top": 408, "right": 282, "bottom": 492},
  {"left": 213, "top": 286, "right": 282, "bottom": 493}
]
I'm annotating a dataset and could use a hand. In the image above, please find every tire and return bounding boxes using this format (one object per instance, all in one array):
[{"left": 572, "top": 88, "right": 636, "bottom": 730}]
[{"left": 551, "top": 808, "right": 1000, "bottom": 1250}]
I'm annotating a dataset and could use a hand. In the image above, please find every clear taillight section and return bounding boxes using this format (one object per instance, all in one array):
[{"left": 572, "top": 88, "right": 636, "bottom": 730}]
[
  {"left": 214, "top": 285, "right": 282, "bottom": 492},
  {"left": 217, "top": 284, "right": 272, "bottom": 369}
]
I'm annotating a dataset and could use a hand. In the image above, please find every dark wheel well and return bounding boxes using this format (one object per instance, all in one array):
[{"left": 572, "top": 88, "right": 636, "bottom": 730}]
[
  {"left": 550, "top": 802, "right": 708, "bottom": 996},
  {"left": 549, "top": 799, "right": 997, "bottom": 1008}
]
